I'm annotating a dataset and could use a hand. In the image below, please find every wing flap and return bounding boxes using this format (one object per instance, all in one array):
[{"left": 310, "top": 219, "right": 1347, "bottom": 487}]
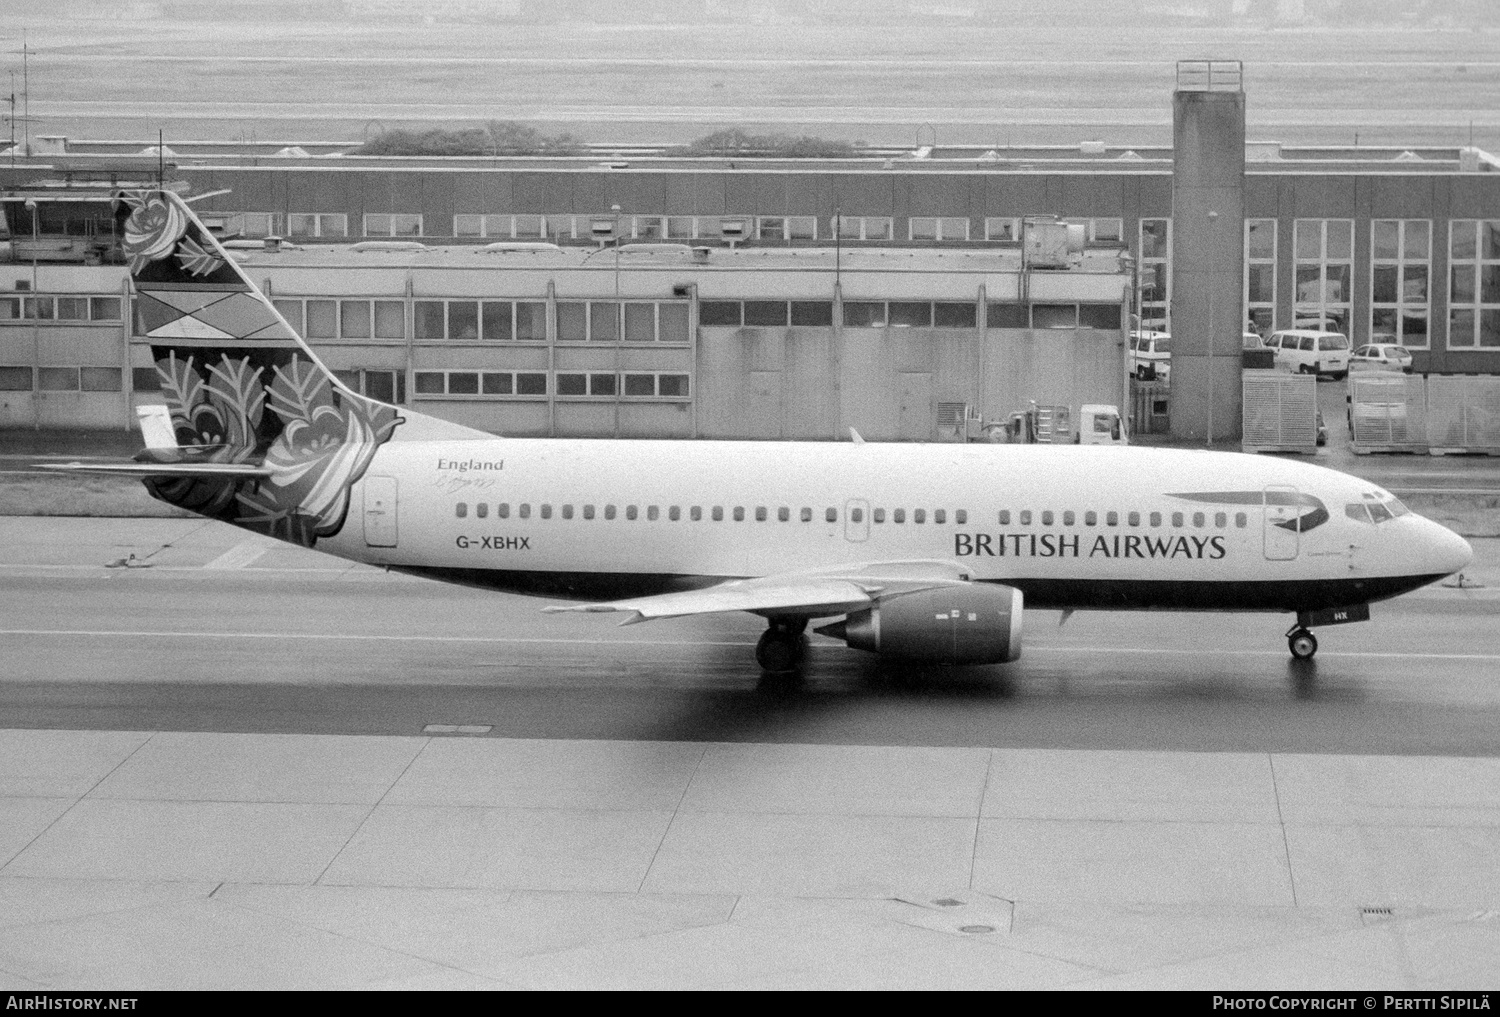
[
  {"left": 543, "top": 560, "right": 978, "bottom": 624},
  {"left": 544, "top": 577, "right": 877, "bottom": 623}
]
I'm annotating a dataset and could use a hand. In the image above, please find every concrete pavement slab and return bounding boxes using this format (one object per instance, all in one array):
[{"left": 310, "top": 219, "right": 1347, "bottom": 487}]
[
  {"left": 319, "top": 804, "right": 674, "bottom": 892},
  {"left": 3, "top": 799, "right": 371, "bottom": 883},
  {"left": 0, "top": 729, "right": 150, "bottom": 796},
  {"left": 0, "top": 897, "right": 482, "bottom": 991},
  {"left": 973, "top": 818, "right": 1295, "bottom": 905},
  {"left": 384, "top": 738, "right": 704, "bottom": 810},
  {"left": 218, "top": 884, "right": 735, "bottom": 976},
  {"left": 1003, "top": 902, "right": 1361, "bottom": 975},
  {"left": 88, "top": 731, "right": 426, "bottom": 804},
  {"left": 640, "top": 811, "right": 976, "bottom": 897},
  {"left": 985, "top": 748, "right": 1279, "bottom": 823},
  {"left": 0, "top": 877, "right": 216, "bottom": 932},
  {"left": 677, "top": 742, "right": 990, "bottom": 817},
  {"left": 0, "top": 799, "right": 78, "bottom": 869},
  {"left": 1287, "top": 824, "right": 1500, "bottom": 908},
  {"left": 1274, "top": 754, "right": 1500, "bottom": 827}
]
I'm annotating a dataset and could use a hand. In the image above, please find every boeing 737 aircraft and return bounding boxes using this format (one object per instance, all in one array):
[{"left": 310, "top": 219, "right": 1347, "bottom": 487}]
[{"left": 49, "top": 191, "right": 1473, "bottom": 674}]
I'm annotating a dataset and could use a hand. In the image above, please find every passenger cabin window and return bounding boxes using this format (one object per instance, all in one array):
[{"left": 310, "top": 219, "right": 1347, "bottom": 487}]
[
  {"left": 519, "top": 504, "right": 531, "bottom": 519},
  {"left": 894, "top": 509, "right": 906, "bottom": 523},
  {"left": 1041, "top": 511, "right": 1054, "bottom": 526},
  {"left": 956, "top": 510, "right": 967, "bottom": 524},
  {"left": 1236, "top": 513, "right": 1247, "bottom": 527},
  {"left": 778, "top": 507, "right": 790, "bottom": 522},
  {"left": 541, "top": 504, "right": 553, "bottom": 519},
  {"left": 498, "top": 504, "right": 510, "bottom": 519},
  {"left": 1128, "top": 512, "right": 1140, "bottom": 527},
  {"left": 733, "top": 507, "right": 745, "bottom": 521},
  {"left": 605, "top": 505, "right": 616, "bottom": 520},
  {"left": 1172, "top": 512, "right": 1184, "bottom": 527},
  {"left": 755, "top": 507, "right": 767, "bottom": 521},
  {"left": 713, "top": 507, "right": 724, "bottom": 521},
  {"left": 691, "top": 507, "right": 702, "bottom": 521},
  {"left": 850, "top": 507, "right": 864, "bottom": 523},
  {"left": 669, "top": 506, "right": 681, "bottom": 521},
  {"left": 1106, "top": 511, "right": 1118, "bottom": 526},
  {"left": 627, "top": 506, "right": 638, "bottom": 520},
  {"left": 914, "top": 509, "right": 926, "bottom": 524},
  {"left": 873, "top": 508, "right": 886, "bottom": 524},
  {"left": 1193, "top": 512, "right": 1205, "bottom": 527},
  {"left": 998, "top": 510, "right": 1010, "bottom": 525},
  {"left": 476, "top": 503, "right": 488, "bottom": 519},
  {"left": 1063, "top": 511, "right": 1076, "bottom": 526},
  {"left": 1019, "top": 511, "right": 1031, "bottom": 525},
  {"left": 455, "top": 503, "right": 467, "bottom": 518},
  {"left": 1150, "top": 512, "right": 1162, "bottom": 527},
  {"left": 647, "top": 506, "right": 660, "bottom": 521},
  {"left": 561, "top": 505, "right": 573, "bottom": 520},
  {"left": 800, "top": 508, "right": 812, "bottom": 522},
  {"left": 934, "top": 509, "right": 946, "bottom": 524},
  {"left": 826, "top": 508, "right": 838, "bottom": 522}
]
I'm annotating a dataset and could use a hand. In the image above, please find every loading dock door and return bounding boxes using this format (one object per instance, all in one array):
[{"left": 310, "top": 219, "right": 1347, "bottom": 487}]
[
  {"left": 1263, "top": 485, "right": 1300, "bottom": 561},
  {"left": 363, "top": 476, "right": 398, "bottom": 548}
]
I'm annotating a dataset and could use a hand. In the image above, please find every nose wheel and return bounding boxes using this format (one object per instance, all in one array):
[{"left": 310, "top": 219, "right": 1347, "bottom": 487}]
[
  {"left": 756, "top": 620, "right": 807, "bottom": 674},
  {"left": 1286, "top": 626, "right": 1318, "bottom": 660}
]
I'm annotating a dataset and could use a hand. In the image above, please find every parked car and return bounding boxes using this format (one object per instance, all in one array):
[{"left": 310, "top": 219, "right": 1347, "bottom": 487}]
[
  {"left": 1129, "top": 330, "right": 1170, "bottom": 381},
  {"left": 1243, "top": 331, "right": 1265, "bottom": 349},
  {"left": 1350, "top": 343, "right": 1414, "bottom": 373},
  {"left": 1265, "top": 329, "right": 1351, "bottom": 379}
]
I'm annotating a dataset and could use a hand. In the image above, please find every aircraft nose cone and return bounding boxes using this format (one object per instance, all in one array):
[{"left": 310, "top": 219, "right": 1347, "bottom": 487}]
[{"left": 1430, "top": 522, "right": 1473, "bottom": 577}]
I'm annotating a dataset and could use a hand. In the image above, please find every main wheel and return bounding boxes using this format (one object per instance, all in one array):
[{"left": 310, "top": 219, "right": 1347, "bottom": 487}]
[
  {"left": 1288, "top": 629, "right": 1318, "bottom": 660},
  {"left": 755, "top": 627, "right": 802, "bottom": 673}
]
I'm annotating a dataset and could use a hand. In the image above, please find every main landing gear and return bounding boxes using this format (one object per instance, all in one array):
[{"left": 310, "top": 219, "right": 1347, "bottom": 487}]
[
  {"left": 756, "top": 619, "right": 808, "bottom": 673},
  {"left": 1286, "top": 626, "right": 1319, "bottom": 661}
]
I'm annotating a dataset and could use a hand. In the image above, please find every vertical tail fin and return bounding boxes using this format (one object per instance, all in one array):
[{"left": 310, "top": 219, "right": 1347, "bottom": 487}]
[{"left": 118, "top": 190, "right": 425, "bottom": 545}]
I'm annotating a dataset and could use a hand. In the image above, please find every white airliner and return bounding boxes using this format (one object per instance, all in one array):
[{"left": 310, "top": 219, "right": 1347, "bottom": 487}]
[{"left": 49, "top": 191, "right": 1473, "bottom": 673}]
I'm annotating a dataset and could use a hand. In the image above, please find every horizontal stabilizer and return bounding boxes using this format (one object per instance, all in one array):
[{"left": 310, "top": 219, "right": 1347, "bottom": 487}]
[{"left": 41, "top": 461, "right": 272, "bottom": 479}]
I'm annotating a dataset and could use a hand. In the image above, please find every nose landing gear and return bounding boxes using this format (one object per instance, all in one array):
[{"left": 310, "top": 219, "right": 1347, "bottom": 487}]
[
  {"left": 756, "top": 619, "right": 808, "bottom": 674},
  {"left": 1286, "top": 626, "right": 1318, "bottom": 661}
]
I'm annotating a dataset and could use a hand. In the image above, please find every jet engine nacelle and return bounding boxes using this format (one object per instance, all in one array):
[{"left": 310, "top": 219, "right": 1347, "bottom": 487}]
[{"left": 817, "top": 584, "right": 1023, "bottom": 664}]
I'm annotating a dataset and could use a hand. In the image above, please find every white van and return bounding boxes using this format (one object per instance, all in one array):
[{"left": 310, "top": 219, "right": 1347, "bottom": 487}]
[
  {"left": 1129, "top": 330, "right": 1170, "bottom": 380},
  {"left": 1267, "top": 329, "right": 1351, "bottom": 378}
]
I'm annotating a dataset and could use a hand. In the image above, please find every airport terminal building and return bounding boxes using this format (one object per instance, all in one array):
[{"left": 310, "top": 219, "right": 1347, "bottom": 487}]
[{"left": 3, "top": 102, "right": 1499, "bottom": 436}]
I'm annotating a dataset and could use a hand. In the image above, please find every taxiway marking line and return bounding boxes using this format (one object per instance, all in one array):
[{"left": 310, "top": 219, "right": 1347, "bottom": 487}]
[{"left": 3, "top": 628, "right": 1500, "bottom": 661}]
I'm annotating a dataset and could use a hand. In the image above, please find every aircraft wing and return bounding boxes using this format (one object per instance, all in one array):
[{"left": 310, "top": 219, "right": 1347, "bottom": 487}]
[
  {"left": 543, "top": 559, "right": 974, "bottom": 625},
  {"left": 40, "top": 461, "right": 273, "bottom": 479}
]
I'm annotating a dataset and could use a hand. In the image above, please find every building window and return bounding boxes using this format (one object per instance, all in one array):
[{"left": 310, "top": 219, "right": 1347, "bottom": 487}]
[
  {"left": 744, "top": 301, "right": 789, "bottom": 327},
  {"left": 790, "top": 301, "right": 834, "bottom": 326},
  {"left": 0, "top": 366, "right": 33, "bottom": 390},
  {"left": 305, "top": 299, "right": 338, "bottom": 339},
  {"left": 1293, "top": 219, "right": 1353, "bottom": 334},
  {"left": 338, "top": 368, "right": 406, "bottom": 404},
  {"left": 833, "top": 216, "right": 893, "bottom": 241},
  {"left": 1033, "top": 304, "right": 1079, "bottom": 329},
  {"left": 621, "top": 372, "right": 691, "bottom": 399},
  {"left": 38, "top": 367, "right": 79, "bottom": 391},
  {"left": 909, "top": 217, "right": 970, "bottom": 242},
  {"left": 364, "top": 213, "right": 423, "bottom": 238},
  {"left": 888, "top": 302, "right": 932, "bottom": 327},
  {"left": 1447, "top": 220, "right": 1500, "bottom": 350},
  {"left": 273, "top": 299, "right": 303, "bottom": 335},
  {"left": 699, "top": 301, "right": 743, "bottom": 327},
  {"left": 286, "top": 213, "right": 347, "bottom": 238},
  {"left": 1371, "top": 220, "right": 1430, "bottom": 348},
  {"left": 986, "top": 303, "right": 1028, "bottom": 328},
  {"left": 930, "top": 303, "right": 978, "bottom": 330},
  {"left": 1245, "top": 218, "right": 1277, "bottom": 339},
  {"left": 90, "top": 296, "right": 123, "bottom": 321},
  {"left": 1065, "top": 218, "right": 1124, "bottom": 242},
  {"left": 80, "top": 367, "right": 122, "bottom": 392},
  {"left": 984, "top": 218, "right": 1020, "bottom": 242},
  {"left": 842, "top": 301, "right": 887, "bottom": 327},
  {"left": 234, "top": 212, "right": 277, "bottom": 238},
  {"left": 56, "top": 297, "right": 89, "bottom": 320},
  {"left": 1138, "top": 218, "right": 1171, "bottom": 331},
  {"left": 416, "top": 369, "right": 546, "bottom": 397},
  {"left": 1079, "top": 304, "right": 1120, "bottom": 329},
  {"left": 754, "top": 216, "right": 817, "bottom": 241}
]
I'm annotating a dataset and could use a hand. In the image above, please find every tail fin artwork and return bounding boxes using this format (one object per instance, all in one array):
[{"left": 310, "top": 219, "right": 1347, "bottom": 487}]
[{"left": 76, "top": 189, "right": 484, "bottom": 546}]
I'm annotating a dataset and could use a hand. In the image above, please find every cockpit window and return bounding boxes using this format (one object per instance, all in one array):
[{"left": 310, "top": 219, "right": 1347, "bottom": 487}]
[{"left": 1347, "top": 494, "right": 1409, "bottom": 524}]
